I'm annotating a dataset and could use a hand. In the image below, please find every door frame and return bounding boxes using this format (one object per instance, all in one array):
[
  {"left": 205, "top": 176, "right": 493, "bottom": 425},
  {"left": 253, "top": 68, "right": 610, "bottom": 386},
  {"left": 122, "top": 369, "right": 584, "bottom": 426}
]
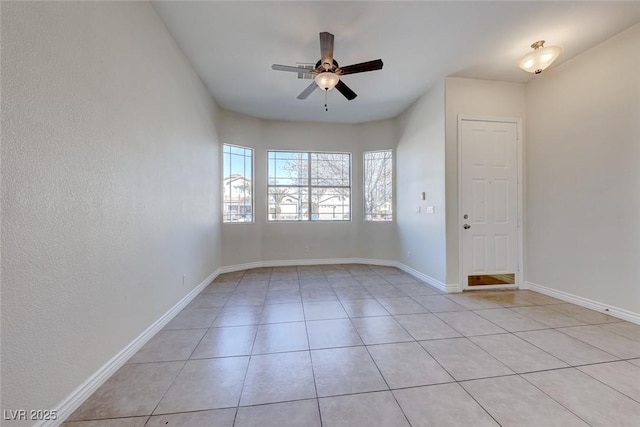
[{"left": 457, "top": 115, "right": 524, "bottom": 291}]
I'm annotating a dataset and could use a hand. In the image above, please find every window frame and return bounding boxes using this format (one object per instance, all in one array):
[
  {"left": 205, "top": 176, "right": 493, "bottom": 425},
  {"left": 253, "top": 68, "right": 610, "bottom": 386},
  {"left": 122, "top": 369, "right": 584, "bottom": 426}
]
[
  {"left": 266, "top": 149, "right": 352, "bottom": 222},
  {"left": 222, "top": 143, "right": 254, "bottom": 224},
  {"left": 363, "top": 149, "right": 394, "bottom": 222}
]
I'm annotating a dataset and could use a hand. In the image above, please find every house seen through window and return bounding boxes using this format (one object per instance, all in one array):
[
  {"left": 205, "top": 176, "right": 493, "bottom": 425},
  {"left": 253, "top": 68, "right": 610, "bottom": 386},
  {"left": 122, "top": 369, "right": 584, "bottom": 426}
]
[
  {"left": 267, "top": 151, "right": 351, "bottom": 221},
  {"left": 364, "top": 150, "right": 393, "bottom": 221},
  {"left": 223, "top": 144, "right": 253, "bottom": 223}
]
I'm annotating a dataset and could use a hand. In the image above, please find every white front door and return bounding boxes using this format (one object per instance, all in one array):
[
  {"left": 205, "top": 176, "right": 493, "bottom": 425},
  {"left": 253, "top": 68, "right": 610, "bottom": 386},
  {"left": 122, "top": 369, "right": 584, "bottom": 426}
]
[{"left": 460, "top": 118, "right": 520, "bottom": 289}]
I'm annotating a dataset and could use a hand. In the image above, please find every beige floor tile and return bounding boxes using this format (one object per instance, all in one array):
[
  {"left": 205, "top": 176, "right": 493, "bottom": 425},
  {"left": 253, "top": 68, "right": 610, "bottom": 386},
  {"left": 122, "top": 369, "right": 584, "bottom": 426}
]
[
  {"left": 127, "top": 329, "right": 205, "bottom": 363},
  {"left": 524, "top": 368, "right": 640, "bottom": 426},
  {"left": 473, "top": 308, "right": 548, "bottom": 332},
  {"left": 240, "top": 273, "right": 271, "bottom": 282},
  {"left": 212, "top": 306, "right": 263, "bottom": 327},
  {"left": 367, "top": 342, "right": 453, "bottom": 388},
  {"left": 470, "top": 333, "right": 567, "bottom": 373},
  {"left": 510, "top": 306, "right": 586, "bottom": 328},
  {"left": 376, "top": 297, "right": 429, "bottom": 315},
  {"left": 435, "top": 311, "right": 506, "bottom": 336},
  {"left": 515, "top": 329, "right": 618, "bottom": 366},
  {"left": 421, "top": 338, "right": 513, "bottom": 381},
  {"left": 482, "top": 292, "right": 536, "bottom": 308},
  {"left": 411, "top": 295, "right": 467, "bottom": 313},
  {"left": 578, "top": 361, "right": 640, "bottom": 402},
  {"left": 303, "top": 300, "right": 348, "bottom": 320},
  {"left": 252, "top": 321, "right": 308, "bottom": 354},
  {"left": 319, "top": 391, "right": 409, "bottom": 427},
  {"left": 462, "top": 375, "right": 589, "bottom": 427},
  {"left": 598, "top": 321, "right": 640, "bottom": 342},
  {"left": 340, "top": 299, "right": 389, "bottom": 317},
  {"left": 187, "top": 293, "right": 230, "bottom": 308},
  {"left": 394, "top": 313, "right": 462, "bottom": 341},
  {"left": 240, "top": 351, "right": 316, "bottom": 406},
  {"left": 270, "top": 271, "right": 298, "bottom": 281},
  {"left": 62, "top": 418, "right": 148, "bottom": 427},
  {"left": 235, "top": 399, "right": 321, "bottom": 427},
  {"left": 307, "top": 318, "right": 363, "bottom": 349},
  {"left": 630, "top": 358, "right": 640, "bottom": 368},
  {"left": 394, "top": 383, "right": 498, "bottom": 427},
  {"left": 202, "top": 282, "right": 238, "bottom": 294},
  {"left": 301, "top": 287, "right": 338, "bottom": 302},
  {"left": 393, "top": 283, "right": 441, "bottom": 296},
  {"left": 549, "top": 303, "right": 621, "bottom": 324},
  {"left": 163, "top": 308, "right": 220, "bottom": 330},
  {"left": 444, "top": 294, "right": 502, "bottom": 310},
  {"left": 350, "top": 316, "right": 413, "bottom": 344},
  {"left": 265, "top": 289, "right": 301, "bottom": 304},
  {"left": 191, "top": 325, "right": 257, "bottom": 359},
  {"left": 225, "top": 292, "right": 266, "bottom": 307},
  {"left": 384, "top": 275, "right": 419, "bottom": 285},
  {"left": 516, "top": 290, "right": 564, "bottom": 305},
  {"left": 155, "top": 357, "right": 249, "bottom": 413},
  {"left": 366, "top": 285, "right": 407, "bottom": 298},
  {"left": 68, "top": 362, "right": 183, "bottom": 421},
  {"left": 334, "top": 286, "right": 373, "bottom": 300},
  {"left": 356, "top": 276, "right": 391, "bottom": 286},
  {"left": 298, "top": 270, "right": 327, "bottom": 279},
  {"left": 311, "top": 346, "right": 387, "bottom": 397},
  {"left": 260, "top": 302, "right": 304, "bottom": 323},
  {"left": 328, "top": 277, "right": 361, "bottom": 287},
  {"left": 267, "top": 280, "right": 300, "bottom": 290},
  {"left": 558, "top": 325, "right": 640, "bottom": 359},
  {"left": 146, "top": 408, "right": 235, "bottom": 427}
]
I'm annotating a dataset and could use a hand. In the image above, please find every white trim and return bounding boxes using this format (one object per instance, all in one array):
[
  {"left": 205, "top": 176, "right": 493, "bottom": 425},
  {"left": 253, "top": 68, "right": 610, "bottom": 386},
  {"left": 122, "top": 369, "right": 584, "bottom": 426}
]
[
  {"left": 524, "top": 281, "right": 640, "bottom": 325},
  {"left": 44, "top": 269, "right": 220, "bottom": 427},
  {"left": 395, "top": 262, "right": 460, "bottom": 293},
  {"left": 457, "top": 115, "right": 524, "bottom": 291}
]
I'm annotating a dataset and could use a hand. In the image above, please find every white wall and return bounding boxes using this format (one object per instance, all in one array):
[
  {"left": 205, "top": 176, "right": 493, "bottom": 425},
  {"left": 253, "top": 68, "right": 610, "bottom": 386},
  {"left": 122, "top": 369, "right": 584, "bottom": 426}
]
[
  {"left": 1, "top": 2, "right": 223, "bottom": 422},
  {"left": 445, "top": 77, "right": 526, "bottom": 286},
  {"left": 525, "top": 23, "right": 640, "bottom": 314},
  {"left": 220, "top": 111, "right": 397, "bottom": 266},
  {"left": 396, "top": 81, "right": 447, "bottom": 284}
]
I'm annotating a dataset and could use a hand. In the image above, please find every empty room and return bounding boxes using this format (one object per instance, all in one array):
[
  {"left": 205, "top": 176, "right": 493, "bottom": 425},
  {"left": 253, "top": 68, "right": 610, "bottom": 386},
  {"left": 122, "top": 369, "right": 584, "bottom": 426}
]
[{"left": 2, "top": 1, "right": 640, "bottom": 426}]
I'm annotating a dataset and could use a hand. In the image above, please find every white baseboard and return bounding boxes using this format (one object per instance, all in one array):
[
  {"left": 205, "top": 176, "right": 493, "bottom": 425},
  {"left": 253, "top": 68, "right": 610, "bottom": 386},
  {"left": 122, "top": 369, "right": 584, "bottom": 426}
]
[
  {"left": 395, "top": 262, "right": 460, "bottom": 293},
  {"left": 524, "top": 281, "right": 640, "bottom": 325},
  {"left": 47, "top": 269, "right": 221, "bottom": 427},
  {"left": 217, "top": 257, "right": 398, "bottom": 274}
]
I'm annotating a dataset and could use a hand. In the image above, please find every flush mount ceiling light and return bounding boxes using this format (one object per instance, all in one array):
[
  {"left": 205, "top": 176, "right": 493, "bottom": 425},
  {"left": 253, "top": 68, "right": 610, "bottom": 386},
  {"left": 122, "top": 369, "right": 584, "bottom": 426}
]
[
  {"left": 518, "top": 40, "right": 562, "bottom": 74},
  {"left": 315, "top": 72, "right": 340, "bottom": 91}
]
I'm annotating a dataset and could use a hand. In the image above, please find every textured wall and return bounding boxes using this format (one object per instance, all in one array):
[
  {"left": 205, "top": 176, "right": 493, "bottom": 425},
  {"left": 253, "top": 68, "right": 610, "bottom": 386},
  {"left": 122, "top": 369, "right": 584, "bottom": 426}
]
[
  {"left": 525, "top": 23, "right": 640, "bottom": 314},
  {"left": 396, "top": 81, "right": 447, "bottom": 284},
  {"left": 1, "top": 2, "right": 222, "bottom": 422}
]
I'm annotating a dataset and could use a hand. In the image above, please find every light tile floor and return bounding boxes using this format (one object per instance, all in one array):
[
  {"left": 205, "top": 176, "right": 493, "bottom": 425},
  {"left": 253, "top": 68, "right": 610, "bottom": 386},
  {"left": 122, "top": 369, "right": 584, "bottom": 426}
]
[{"left": 65, "top": 264, "right": 640, "bottom": 426}]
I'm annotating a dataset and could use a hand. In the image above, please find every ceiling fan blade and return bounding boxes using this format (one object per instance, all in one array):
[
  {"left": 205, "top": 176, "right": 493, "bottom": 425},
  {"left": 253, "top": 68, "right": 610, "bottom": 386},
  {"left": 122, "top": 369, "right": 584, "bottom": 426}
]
[
  {"left": 335, "top": 80, "right": 357, "bottom": 101},
  {"left": 337, "top": 59, "right": 384, "bottom": 75},
  {"left": 272, "top": 64, "right": 314, "bottom": 75},
  {"left": 297, "top": 82, "right": 318, "bottom": 100},
  {"left": 319, "top": 32, "right": 334, "bottom": 67}
]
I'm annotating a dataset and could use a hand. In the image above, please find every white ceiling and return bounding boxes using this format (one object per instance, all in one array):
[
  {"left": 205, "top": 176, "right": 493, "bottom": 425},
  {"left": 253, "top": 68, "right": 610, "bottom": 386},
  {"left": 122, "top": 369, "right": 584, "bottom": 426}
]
[{"left": 151, "top": 1, "right": 640, "bottom": 124}]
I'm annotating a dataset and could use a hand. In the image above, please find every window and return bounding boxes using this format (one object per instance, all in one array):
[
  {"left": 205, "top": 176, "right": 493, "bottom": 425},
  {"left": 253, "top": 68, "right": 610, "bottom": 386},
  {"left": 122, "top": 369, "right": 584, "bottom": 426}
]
[
  {"left": 267, "top": 151, "right": 351, "bottom": 221},
  {"left": 364, "top": 150, "right": 393, "bottom": 221},
  {"left": 223, "top": 144, "right": 253, "bottom": 223}
]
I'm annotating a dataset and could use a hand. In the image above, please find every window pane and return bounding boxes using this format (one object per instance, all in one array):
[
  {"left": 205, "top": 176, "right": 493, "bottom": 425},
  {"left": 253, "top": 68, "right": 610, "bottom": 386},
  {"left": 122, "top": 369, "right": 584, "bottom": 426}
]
[
  {"left": 311, "top": 188, "right": 350, "bottom": 221},
  {"left": 364, "top": 150, "right": 393, "bottom": 221},
  {"left": 268, "top": 187, "right": 309, "bottom": 221},
  {"left": 311, "top": 153, "right": 350, "bottom": 187},
  {"left": 268, "top": 151, "right": 309, "bottom": 186},
  {"left": 223, "top": 144, "right": 253, "bottom": 223}
]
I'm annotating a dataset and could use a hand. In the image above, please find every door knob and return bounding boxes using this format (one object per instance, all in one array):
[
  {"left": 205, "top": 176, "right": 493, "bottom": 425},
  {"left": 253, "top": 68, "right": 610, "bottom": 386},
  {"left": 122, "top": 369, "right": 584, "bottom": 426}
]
[{"left": 463, "top": 224, "right": 471, "bottom": 229}]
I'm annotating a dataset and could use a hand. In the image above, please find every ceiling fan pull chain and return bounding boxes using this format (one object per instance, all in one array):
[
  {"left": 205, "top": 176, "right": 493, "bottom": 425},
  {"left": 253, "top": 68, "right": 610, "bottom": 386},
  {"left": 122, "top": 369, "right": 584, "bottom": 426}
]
[{"left": 325, "top": 89, "right": 328, "bottom": 112}]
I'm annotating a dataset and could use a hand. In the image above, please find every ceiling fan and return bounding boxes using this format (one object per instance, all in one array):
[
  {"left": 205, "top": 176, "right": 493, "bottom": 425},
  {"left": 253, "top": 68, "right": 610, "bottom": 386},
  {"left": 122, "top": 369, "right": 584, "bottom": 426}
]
[{"left": 272, "top": 32, "right": 383, "bottom": 102}]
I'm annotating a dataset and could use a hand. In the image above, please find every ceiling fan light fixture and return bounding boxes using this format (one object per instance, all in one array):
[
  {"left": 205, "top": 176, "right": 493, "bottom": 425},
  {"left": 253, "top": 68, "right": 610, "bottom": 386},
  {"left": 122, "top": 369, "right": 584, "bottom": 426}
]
[
  {"left": 315, "top": 72, "right": 340, "bottom": 91},
  {"left": 518, "top": 40, "right": 562, "bottom": 74}
]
